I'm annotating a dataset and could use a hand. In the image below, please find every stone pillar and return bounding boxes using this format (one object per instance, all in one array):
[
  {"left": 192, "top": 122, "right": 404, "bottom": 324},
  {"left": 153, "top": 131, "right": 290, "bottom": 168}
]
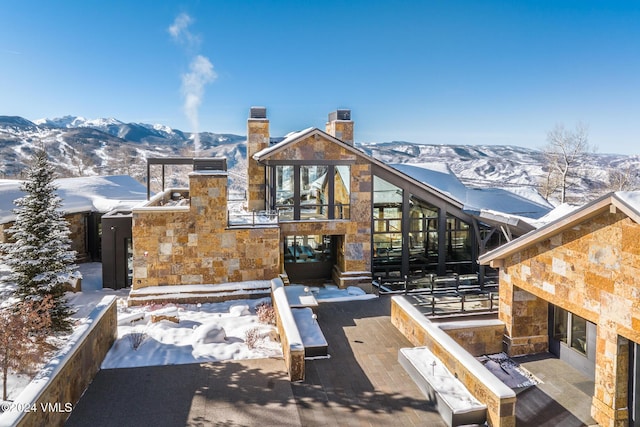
[
  {"left": 189, "top": 171, "right": 228, "bottom": 228},
  {"left": 591, "top": 331, "right": 630, "bottom": 427},
  {"left": 247, "top": 107, "right": 269, "bottom": 211},
  {"left": 325, "top": 109, "right": 354, "bottom": 145},
  {"left": 500, "top": 281, "right": 549, "bottom": 356}
]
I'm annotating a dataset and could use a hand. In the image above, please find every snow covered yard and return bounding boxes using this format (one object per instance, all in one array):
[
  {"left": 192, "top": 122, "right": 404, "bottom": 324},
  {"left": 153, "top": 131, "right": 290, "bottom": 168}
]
[
  {"left": 2, "top": 261, "right": 377, "bottom": 402},
  {"left": 101, "top": 297, "right": 283, "bottom": 369}
]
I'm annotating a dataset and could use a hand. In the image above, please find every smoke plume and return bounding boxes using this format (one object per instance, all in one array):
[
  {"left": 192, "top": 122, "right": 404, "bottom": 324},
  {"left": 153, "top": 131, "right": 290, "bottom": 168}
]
[
  {"left": 181, "top": 55, "right": 216, "bottom": 151},
  {"left": 168, "top": 13, "right": 215, "bottom": 153}
]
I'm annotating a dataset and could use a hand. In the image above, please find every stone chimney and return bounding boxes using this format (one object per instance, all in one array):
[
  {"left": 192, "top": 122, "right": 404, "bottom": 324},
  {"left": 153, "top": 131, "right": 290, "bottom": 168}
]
[
  {"left": 247, "top": 106, "right": 269, "bottom": 211},
  {"left": 325, "top": 109, "right": 353, "bottom": 145}
]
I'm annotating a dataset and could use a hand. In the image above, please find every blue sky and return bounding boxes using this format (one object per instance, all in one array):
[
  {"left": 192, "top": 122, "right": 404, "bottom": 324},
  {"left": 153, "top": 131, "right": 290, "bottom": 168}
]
[{"left": 1, "top": 1, "right": 639, "bottom": 155}]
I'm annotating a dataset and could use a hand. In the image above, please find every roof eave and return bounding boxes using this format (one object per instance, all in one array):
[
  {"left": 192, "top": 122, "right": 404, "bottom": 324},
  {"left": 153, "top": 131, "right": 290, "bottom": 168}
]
[{"left": 479, "top": 192, "right": 640, "bottom": 266}]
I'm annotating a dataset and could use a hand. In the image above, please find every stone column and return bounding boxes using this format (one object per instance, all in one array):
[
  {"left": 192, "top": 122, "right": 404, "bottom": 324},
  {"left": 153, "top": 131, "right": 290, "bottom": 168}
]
[
  {"left": 500, "top": 280, "right": 549, "bottom": 356},
  {"left": 247, "top": 107, "right": 269, "bottom": 211},
  {"left": 591, "top": 329, "right": 630, "bottom": 427}
]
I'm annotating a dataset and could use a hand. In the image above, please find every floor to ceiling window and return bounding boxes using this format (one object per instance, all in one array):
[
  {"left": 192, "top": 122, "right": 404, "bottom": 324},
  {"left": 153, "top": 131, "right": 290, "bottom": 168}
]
[
  {"left": 446, "top": 214, "right": 473, "bottom": 274},
  {"left": 373, "top": 176, "right": 403, "bottom": 278},
  {"left": 549, "top": 305, "right": 596, "bottom": 378},
  {"left": 409, "top": 196, "right": 438, "bottom": 275},
  {"left": 270, "top": 164, "right": 350, "bottom": 221}
]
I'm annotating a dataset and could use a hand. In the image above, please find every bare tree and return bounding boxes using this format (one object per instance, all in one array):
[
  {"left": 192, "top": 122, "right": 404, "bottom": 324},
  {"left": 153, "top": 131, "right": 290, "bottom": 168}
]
[
  {"left": 542, "top": 123, "right": 591, "bottom": 203},
  {"left": 0, "top": 296, "right": 55, "bottom": 401},
  {"left": 603, "top": 165, "right": 640, "bottom": 193}
]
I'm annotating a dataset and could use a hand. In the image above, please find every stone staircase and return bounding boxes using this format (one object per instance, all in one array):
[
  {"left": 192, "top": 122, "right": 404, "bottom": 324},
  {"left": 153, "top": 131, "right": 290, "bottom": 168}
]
[{"left": 127, "top": 281, "right": 272, "bottom": 306}]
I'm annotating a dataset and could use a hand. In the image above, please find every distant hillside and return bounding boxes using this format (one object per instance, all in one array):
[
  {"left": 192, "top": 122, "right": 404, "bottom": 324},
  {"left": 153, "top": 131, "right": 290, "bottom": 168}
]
[{"left": 1, "top": 115, "right": 639, "bottom": 204}]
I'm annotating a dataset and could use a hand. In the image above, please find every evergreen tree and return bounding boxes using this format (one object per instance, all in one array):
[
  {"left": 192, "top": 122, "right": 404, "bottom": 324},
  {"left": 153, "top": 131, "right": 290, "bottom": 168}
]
[{"left": 0, "top": 150, "right": 77, "bottom": 332}]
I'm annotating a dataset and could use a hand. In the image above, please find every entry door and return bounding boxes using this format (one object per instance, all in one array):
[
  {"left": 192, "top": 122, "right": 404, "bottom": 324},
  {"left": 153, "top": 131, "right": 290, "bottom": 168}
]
[{"left": 283, "top": 235, "right": 335, "bottom": 282}]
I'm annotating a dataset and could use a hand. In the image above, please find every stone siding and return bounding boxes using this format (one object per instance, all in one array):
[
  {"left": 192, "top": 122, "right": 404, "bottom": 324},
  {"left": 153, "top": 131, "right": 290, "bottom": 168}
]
[
  {"left": 132, "top": 172, "right": 280, "bottom": 289},
  {"left": 268, "top": 134, "right": 372, "bottom": 283},
  {"left": 247, "top": 118, "right": 269, "bottom": 211},
  {"left": 500, "top": 210, "right": 640, "bottom": 427},
  {"left": 1, "top": 213, "right": 89, "bottom": 261},
  {"left": 439, "top": 321, "right": 505, "bottom": 357}
]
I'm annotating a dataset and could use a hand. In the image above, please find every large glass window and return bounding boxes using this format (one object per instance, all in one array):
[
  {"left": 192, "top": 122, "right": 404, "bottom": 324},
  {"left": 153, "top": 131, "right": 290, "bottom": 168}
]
[
  {"left": 284, "top": 235, "right": 332, "bottom": 263},
  {"left": 334, "top": 166, "right": 350, "bottom": 219},
  {"left": 373, "top": 176, "right": 403, "bottom": 278},
  {"left": 300, "top": 165, "right": 329, "bottom": 220},
  {"left": 553, "top": 306, "right": 589, "bottom": 355},
  {"left": 553, "top": 306, "right": 568, "bottom": 343},
  {"left": 409, "top": 196, "right": 438, "bottom": 275},
  {"left": 275, "top": 165, "right": 294, "bottom": 220},
  {"left": 571, "top": 315, "right": 587, "bottom": 354},
  {"left": 271, "top": 164, "right": 350, "bottom": 221},
  {"left": 446, "top": 214, "right": 473, "bottom": 273}
]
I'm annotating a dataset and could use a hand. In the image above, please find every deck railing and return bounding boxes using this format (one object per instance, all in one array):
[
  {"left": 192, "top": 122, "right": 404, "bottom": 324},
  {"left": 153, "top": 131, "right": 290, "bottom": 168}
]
[
  {"left": 227, "top": 209, "right": 279, "bottom": 227},
  {"left": 372, "top": 273, "right": 500, "bottom": 317}
]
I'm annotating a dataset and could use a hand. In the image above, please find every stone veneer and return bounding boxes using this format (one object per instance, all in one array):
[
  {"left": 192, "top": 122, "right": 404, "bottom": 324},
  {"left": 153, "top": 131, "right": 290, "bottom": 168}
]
[
  {"left": 132, "top": 171, "right": 280, "bottom": 289},
  {"left": 247, "top": 117, "right": 269, "bottom": 211},
  {"left": 0, "top": 296, "right": 117, "bottom": 427},
  {"left": 437, "top": 319, "right": 505, "bottom": 357},
  {"left": 267, "top": 133, "right": 372, "bottom": 286},
  {"left": 1, "top": 212, "right": 89, "bottom": 261},
  {"left": 499, "top": 210, "right": 640, "bottom": 427}
]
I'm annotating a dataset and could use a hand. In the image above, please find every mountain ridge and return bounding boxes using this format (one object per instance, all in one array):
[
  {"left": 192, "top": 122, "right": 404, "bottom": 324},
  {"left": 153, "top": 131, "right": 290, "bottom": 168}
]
[{"left": 1, "top": 115, "right": 638, "bottom": 204}]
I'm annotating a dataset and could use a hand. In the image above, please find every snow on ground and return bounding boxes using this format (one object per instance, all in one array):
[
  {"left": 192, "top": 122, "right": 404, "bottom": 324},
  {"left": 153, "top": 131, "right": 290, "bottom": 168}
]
[
  {"left": 2, "top": 261, "right": 378, "bottom": 401},
  {"left": 101, "top": 297, "right": 282, "bottom": 369}
]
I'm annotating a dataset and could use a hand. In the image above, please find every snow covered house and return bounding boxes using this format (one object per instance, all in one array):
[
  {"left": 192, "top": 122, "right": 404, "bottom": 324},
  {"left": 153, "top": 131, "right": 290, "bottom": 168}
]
[
  {"left": 0, "top": 175, "right": 147, "bottom": 266},
  {"left": 479, "top": 192, "right": 640, "bottom": 427},
  {"left": 128, "top": 107, "right": 552, "bottom": 297}
]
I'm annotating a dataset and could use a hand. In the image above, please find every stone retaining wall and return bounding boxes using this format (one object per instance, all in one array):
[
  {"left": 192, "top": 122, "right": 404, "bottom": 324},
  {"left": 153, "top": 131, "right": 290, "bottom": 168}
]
[
  {"left": 0, "top": 296, "right": 117, "bottom": 427},
  {"left": 271, "top": 278, "right": 305, "bottom": 381},
  {"left": 437, "top": 319, "right": 505, "bottom": 357},
  {"left": 391, "top": 296, "right": 516, "bottom": 427}
]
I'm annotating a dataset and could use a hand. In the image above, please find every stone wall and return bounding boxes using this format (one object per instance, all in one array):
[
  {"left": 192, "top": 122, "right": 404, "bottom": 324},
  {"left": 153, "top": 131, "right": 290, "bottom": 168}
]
[
  {"left": 65, "top": 212, "right": 89, "bottom": 261},
  {"left": 391, "top": 296, "right": 516, "bottom": 427},
  {"left": 271, "top": 279, "right": 305, "bottom": 381},
  {"left": 500, "top": 210, "right": 640, "bottom": 427},
  {"left": 1, "top": 212, "right": 88, "bottom": 261},
  {"left": 438, "top": 319, "right": 505, "bottom": 357},
  {"left": 0, "top": 296, "right": 117, "bottom": 427},
  {"left": 132, "top": 172, "right": 281, "bottom": 289}
]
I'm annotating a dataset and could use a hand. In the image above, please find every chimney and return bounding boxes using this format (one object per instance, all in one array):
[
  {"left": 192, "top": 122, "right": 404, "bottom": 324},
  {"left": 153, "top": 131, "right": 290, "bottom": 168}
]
[
  {"left": 247, "top": 106, "right": 269, "bottom": 211},
  {"left": 326, "top": 109, "right": 354, "bottom": 145}
]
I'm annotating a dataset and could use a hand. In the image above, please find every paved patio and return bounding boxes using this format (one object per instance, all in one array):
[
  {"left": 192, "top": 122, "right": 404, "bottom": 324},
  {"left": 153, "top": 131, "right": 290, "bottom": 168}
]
[
  {"left": 65, "top": 296, "right": 598, "bottom": 426},
  {"left": 516, "top": 353, "right": 598, "bottom": 427},
  {"left": 65, "top": 297, "right": 446, "bottom": 426}
]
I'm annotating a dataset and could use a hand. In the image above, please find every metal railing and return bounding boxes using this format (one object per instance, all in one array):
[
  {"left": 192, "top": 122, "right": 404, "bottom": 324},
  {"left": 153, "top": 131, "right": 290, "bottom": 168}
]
[
  {"left": 227, "top": 210, "right": 279, "bottom": 227},
  {"left": 372, "top": 273, "right": 500, "bottom": 317}
]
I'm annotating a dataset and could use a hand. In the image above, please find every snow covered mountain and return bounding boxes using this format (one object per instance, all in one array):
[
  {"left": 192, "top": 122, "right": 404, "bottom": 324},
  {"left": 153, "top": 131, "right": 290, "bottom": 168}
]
[{"left": 1, "top": 115, "right": 638, "bottom": 203}]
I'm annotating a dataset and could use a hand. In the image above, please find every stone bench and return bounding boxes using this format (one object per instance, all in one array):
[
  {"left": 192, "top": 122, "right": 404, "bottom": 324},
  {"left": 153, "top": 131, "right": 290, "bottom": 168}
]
[
  {"left": 292, "top": 308, "right": 328, "bottom": 358},
  {"left": 399, "top": 346, "right": 486, "bottom": 427}
]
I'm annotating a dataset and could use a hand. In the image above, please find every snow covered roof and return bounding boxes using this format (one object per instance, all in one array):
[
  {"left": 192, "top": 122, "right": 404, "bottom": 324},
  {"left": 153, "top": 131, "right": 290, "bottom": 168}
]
[
  {"left": 0, "top": 175, "right": 148, "bottom": 224},
  {"left": 479, "top": 191, "right": 640, "bottom": 266},
  {"left": 251, "top": 125, "right": 550, "bottom": 230},
  {"left": 389, "top": 162, "right": 552, "bottom": 224}
]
